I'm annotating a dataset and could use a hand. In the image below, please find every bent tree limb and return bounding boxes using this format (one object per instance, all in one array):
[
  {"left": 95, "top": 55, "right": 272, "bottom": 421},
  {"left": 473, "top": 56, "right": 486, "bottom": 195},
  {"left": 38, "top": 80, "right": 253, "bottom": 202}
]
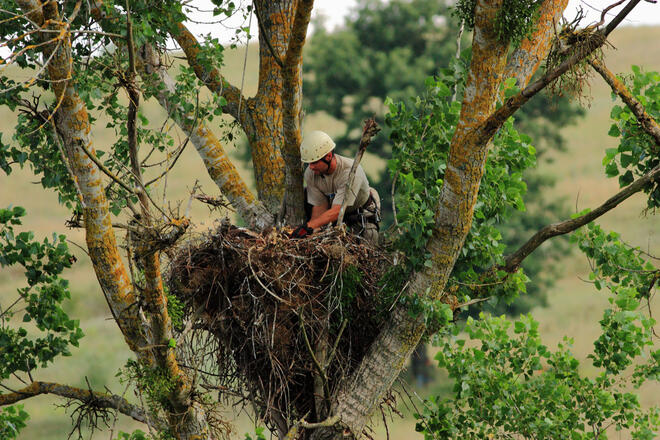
[
  {"left": 0, "top": 381, "right": 153, "bottom": 426},
  {"left": 503, "top": 164, "right": 660, "bottom": 272},
  {"left": 15, "top": 0, "right": 147, "bottom": 354},
  {"left": 322, "top": 1, "right": 511, "bottom": 437}
]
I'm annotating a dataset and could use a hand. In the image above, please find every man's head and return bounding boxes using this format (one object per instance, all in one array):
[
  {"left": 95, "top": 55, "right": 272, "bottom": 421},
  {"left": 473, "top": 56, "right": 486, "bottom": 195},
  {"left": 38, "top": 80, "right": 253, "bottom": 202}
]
[{"left": 301, "top": 130, "right": 336, "bottom": 175}]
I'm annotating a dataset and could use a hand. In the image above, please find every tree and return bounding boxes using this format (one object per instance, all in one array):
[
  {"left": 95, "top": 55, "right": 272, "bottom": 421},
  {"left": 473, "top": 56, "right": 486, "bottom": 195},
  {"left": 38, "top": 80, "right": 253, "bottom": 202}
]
[{"left": 0, "top": 1, "right": 658, "bottom": 440}]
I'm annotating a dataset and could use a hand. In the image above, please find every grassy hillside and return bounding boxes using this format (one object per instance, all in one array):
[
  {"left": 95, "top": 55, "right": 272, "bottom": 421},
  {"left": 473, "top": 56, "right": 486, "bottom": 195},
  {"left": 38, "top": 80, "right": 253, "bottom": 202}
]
[{"left": 1, "top": 25, "right": 659, "bottom": 440}]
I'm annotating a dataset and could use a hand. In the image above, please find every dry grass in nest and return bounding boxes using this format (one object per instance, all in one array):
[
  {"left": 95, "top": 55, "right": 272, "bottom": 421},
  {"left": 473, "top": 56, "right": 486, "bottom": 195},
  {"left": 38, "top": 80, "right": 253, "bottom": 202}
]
[{"left": 167, "top": 225, "right": 396, "bottom": 427}]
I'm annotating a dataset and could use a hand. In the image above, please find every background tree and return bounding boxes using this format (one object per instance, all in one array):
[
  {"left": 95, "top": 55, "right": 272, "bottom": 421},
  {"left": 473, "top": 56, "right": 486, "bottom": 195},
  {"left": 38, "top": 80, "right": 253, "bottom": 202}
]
[{"left": 0, "top": 0, "right": 658, "bottom": 440}]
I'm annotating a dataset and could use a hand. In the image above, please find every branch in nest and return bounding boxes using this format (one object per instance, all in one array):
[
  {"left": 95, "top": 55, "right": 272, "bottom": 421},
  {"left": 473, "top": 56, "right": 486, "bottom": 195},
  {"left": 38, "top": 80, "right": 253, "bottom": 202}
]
[
  {"left": 195, "top": 194, "right": 232, "bottom": 210},
  {"left": 284, "top": 414, "right": 341, "bottom": 440}
]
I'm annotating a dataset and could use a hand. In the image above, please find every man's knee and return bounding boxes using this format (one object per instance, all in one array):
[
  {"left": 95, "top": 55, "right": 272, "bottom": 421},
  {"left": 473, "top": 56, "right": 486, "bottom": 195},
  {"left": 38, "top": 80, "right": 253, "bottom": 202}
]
[{"left": 361, "top": 224, "right": 379, "bottom": 245}]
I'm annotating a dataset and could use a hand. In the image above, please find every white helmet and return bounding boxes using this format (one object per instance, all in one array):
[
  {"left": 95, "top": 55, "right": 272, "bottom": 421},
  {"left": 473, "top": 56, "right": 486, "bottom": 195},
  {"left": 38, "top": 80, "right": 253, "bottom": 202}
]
[{"left": 300, "top": 130, "right": 335, "bottom": 163}]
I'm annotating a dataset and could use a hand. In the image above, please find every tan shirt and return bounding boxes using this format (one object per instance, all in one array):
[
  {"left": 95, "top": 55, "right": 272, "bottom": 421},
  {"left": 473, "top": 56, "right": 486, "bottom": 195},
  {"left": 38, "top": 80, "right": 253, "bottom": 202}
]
[{"left": 304, "top": 155, "right": 370, "bottom": 213}]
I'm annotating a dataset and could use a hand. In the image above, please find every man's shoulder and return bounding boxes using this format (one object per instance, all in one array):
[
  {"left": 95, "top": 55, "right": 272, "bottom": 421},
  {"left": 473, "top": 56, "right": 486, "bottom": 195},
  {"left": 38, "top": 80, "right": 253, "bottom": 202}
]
[
  {"left": 336, "top": 154, "right": 354, "bottom": 169},
  {"left": 304, "top": 166, "right": 315, "bottom": 182},
  {"left": 335, "top": 154, "right": 367, "bottom": 181}
]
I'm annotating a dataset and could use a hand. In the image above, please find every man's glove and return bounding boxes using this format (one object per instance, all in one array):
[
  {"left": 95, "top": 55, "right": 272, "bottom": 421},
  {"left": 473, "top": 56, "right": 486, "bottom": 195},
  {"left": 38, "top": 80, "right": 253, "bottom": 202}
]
[{"left": 290, "top": 224, "right": 313, "bottom": 239}]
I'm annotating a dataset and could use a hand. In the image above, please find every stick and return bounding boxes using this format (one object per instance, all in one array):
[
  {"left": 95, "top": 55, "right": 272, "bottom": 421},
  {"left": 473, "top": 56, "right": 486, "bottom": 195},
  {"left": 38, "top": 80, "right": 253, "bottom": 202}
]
[{"left": 337, "top": 118, "right": 380, "bottom": 226}]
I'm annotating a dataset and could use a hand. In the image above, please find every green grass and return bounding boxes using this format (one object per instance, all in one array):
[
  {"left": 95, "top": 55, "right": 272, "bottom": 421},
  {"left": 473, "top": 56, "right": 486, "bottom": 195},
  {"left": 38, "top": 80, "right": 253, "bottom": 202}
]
[{"left": 1, "top": 26, "right": 660, "bottom": 440}]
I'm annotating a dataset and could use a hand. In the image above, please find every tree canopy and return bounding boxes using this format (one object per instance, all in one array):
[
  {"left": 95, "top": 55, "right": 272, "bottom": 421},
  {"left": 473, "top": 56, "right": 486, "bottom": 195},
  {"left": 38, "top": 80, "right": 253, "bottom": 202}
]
[{"left": 0, "top": 0, "right": 658, "bottom": 439}]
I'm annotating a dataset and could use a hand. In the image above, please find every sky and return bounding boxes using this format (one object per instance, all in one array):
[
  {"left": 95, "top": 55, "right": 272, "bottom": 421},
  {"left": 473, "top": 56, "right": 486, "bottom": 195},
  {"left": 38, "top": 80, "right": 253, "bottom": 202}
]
[
  {"left": 189, "top": 0, "right": 660, "bottom": 44},
  {"left": 313, "top": 0, "right": 660, "bottom": 29}
]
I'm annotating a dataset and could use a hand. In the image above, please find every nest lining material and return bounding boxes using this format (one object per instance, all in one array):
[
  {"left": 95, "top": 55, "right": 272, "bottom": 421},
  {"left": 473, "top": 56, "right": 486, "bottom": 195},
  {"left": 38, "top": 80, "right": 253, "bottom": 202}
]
[{"left": 168, "top": 225, "right": 394, "bottom": 424}]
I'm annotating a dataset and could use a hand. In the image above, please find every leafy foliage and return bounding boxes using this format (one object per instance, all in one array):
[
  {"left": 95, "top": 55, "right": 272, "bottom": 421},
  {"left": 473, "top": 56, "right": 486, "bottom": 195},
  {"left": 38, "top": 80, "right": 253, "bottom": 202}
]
[
  {"left": 416, "top": 223, "right": 659, "bottom": 439},
  {"left": 0, "top": 207, "right": 83, "bottom": 379},
  {"left": 604, "top": 67, "right": 660, "bottom": 209},
  {"left": 385, "top": 74, "right": 533, "bottom": 307},
  {"left": 118, "top": 359, "right": 176, "bottom": 419},
  {"left": 0, "top": 405, "right": 30, "bottom": 440}
]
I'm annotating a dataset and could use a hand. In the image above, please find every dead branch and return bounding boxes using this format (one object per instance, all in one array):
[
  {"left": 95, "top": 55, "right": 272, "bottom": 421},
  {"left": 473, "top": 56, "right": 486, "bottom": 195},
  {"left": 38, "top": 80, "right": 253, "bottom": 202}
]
[{"left": 337, "top": 118, "right": 381, "bottom": 226}]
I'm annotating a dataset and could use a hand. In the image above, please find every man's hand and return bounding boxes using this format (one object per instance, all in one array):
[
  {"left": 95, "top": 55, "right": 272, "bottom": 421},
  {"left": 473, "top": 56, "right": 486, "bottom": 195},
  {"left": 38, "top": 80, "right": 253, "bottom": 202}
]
[{"left": 289, "top": 224, "right": 313, "bottom": 239}]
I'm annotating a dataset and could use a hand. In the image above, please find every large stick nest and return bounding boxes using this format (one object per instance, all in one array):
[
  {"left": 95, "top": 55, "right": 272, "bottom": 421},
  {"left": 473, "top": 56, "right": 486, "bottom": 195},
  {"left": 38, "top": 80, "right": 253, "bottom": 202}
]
[{"left": 168, "top": 225, "right": 395, "bottom": 425}]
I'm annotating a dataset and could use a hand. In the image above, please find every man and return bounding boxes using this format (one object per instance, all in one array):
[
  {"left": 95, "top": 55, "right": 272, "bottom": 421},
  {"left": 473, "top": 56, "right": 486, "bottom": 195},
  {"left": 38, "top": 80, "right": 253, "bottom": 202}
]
[{"left": 290, "top": 130, "right": 381, "bottom": 244}]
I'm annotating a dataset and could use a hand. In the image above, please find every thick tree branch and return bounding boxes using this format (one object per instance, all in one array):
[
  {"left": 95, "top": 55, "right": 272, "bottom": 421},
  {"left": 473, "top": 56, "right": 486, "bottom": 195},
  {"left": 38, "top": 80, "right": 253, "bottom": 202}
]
[
  {"left": 477, "top": 1, "right": 641, "bottom": 152},
  {"left": 254, "top": 1, "right": 285, "bottom": 69},
  {"left": 503, "top": 164, "right": 660, "bottom": 272},
  {"left": 170, "top": 22, "right": 250, "bottom": 126},
  {"left": 589, "top": 58, "right": 660, "bottom": 151},
  {"left": 281, "top": 0, "right": 314, "bottom": 225},
  {"left": 0, "top": 381, "right": 152, "bottom": 425},
  {"left": 322, "top": 1, "right": 511, "bottom": 437}
]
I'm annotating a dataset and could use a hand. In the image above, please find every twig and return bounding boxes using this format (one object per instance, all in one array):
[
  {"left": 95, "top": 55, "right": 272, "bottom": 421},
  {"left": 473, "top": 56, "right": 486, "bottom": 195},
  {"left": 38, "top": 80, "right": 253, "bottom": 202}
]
[
  {"left": 325, "top": 318, "right": 348, "bottom": 368},
  {"left": 391, "top": 171, "right": 399, "bottom": 229},
  {"left": 77, "top": 139, "right": 136, "bottom": 195},
  {"left": 455, "top": 297, "right": 491, "bottom": 308},
  {"left": 237, "top": 6, "right": 253, "bottom": 121},
  {"left": 247, "top": 246, "right": 293, "bottom": 306},
  {"left": 299, "top": 314, "right": 330, "bottom": 404},
  {"left": 452, "top": 20, "right": 465, "bottom": 101},
  {"left": 253, "top": 1, "right": 284, "bottom": 69}
]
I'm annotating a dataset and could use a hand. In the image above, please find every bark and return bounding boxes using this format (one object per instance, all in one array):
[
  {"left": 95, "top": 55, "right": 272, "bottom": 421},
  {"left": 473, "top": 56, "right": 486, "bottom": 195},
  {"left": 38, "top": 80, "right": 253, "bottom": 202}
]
[
  {"left": 504, "top": 0, "right": 569, "bottom": 86},
  {"left": 281, "top": 0, "right": 314, "bottom": 225},
  {"left": 249, "top": 0, "right": 295, "bottom": 214}
]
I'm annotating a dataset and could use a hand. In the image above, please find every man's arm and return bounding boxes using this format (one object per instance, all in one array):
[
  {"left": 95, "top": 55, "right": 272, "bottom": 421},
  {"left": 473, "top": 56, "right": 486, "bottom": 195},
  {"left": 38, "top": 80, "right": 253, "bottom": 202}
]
[{"left": 308, "top": 203, "right": 340, "bottom": 230}]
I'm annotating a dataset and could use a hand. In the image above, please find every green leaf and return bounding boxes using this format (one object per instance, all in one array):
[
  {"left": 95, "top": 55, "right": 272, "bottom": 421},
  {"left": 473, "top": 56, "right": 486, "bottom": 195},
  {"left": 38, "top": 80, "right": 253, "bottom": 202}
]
[{"left": 608, "top": 124, "right": 621, "bottom": 137}]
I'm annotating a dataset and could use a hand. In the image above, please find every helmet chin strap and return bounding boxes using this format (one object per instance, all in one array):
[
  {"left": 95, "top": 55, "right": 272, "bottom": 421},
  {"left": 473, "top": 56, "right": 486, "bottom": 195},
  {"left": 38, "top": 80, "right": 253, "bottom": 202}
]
[{"left": 319, "top": 151, "right": 334, "bottom": 173}]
